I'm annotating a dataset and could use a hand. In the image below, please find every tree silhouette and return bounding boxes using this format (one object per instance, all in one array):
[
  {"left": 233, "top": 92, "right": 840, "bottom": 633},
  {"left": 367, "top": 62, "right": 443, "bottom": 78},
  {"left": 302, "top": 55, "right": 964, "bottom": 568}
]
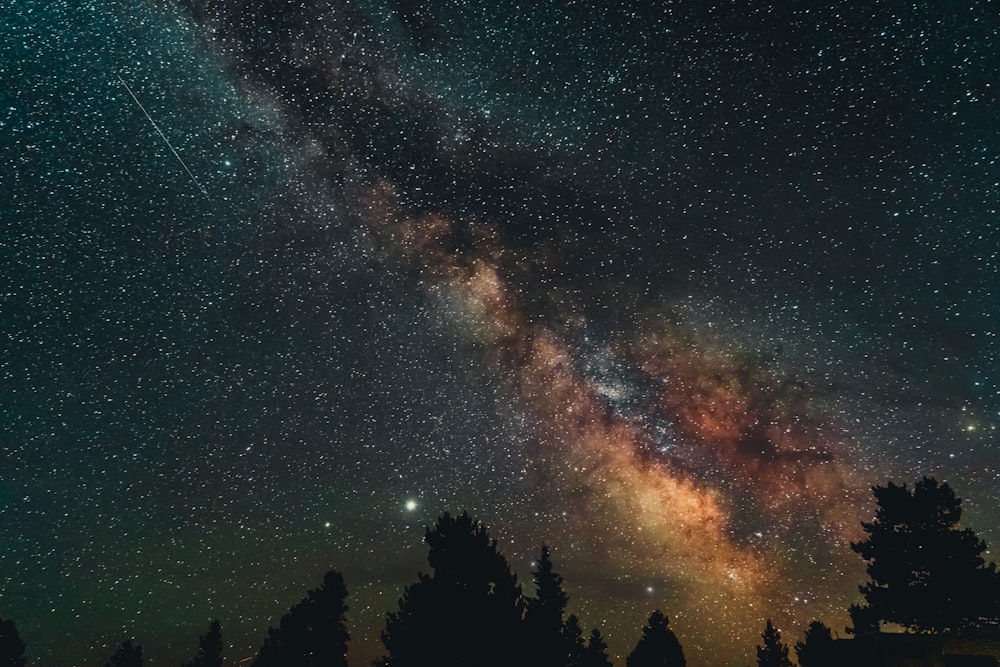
[
  {"left": 525, "top": 544, "right": 571, "bottom": 667},
  {"left": 563, "top": 614, "right": 587, "bottom": 667},
  {"left": 378, "top": 511, "right": 525, "bottom": 667},
  {"left": 252, "top": 569, "right": 350, "bottom": 667},
  {"left": 106, "top": 640, "right": 143, "bottom": 667},
  {"left": 756, "top": 620, "right": 792, "bottom": 667},
  {"left": 183, "top": 620, "right": 223, "bottom": 667},
  {"left": 583, "top": 628, "right": 614, "bottom": 667},
  {"left": 626, "top": 610, "right": 686, "bottom": 667},
  {"left": 0, "top": 617, "right": 26, "bottom": 667},
  {"left": 795, "top": 620, "right": 835, "bottom": 667},
  {"left": 850, "top": 477, "right": 1000, "bottom": 632}
]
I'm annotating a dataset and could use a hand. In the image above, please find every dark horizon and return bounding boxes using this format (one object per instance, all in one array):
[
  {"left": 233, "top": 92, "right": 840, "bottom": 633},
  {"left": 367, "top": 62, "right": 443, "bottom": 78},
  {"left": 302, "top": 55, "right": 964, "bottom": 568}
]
[{"left": 8, "top": 492, "right": 1000, "bottom": 667}]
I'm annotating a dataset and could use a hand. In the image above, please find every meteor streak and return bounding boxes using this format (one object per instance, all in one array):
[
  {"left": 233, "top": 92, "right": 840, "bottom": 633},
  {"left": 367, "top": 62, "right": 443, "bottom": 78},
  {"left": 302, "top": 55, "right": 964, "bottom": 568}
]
[{"left": 116, "top": 73, "right": 210, "bottom": 202}]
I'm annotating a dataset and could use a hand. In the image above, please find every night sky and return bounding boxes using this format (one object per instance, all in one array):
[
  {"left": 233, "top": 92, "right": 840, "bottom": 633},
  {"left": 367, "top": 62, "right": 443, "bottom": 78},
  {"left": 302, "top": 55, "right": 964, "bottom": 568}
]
[{"left": 2, "top": 1, "right": 999, "bottom": 665}]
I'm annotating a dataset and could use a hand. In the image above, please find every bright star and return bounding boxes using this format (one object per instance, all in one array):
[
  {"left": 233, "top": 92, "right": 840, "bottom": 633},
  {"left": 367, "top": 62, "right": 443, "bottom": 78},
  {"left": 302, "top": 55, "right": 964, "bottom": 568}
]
[{"left": 405, "top": 499, "right": 417, "bottom": 512}]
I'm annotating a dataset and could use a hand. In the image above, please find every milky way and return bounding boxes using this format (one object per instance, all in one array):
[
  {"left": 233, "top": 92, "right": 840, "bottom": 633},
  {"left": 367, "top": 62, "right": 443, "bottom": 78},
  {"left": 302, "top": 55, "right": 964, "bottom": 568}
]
[{"left": 2, "top": 1, "right": 998, "bottom": 665}]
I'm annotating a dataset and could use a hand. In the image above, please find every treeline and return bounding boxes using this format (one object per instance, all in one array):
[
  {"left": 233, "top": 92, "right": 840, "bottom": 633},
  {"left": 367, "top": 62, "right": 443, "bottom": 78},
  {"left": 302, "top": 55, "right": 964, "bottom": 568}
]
[{"left": 1, "top": 477, "right": 998, "bottom": 666}]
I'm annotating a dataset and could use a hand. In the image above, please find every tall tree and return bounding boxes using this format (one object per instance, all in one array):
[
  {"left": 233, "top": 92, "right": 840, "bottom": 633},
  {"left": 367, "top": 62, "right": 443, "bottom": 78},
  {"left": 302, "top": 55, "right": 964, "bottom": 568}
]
[
  {"left": 562, "top": 614, "right": 587, "bottom": 667},
  {"left": 183, "top": 620, "right": 223, "bottom": 667},
  {"left": 106, "top": 640, "right": 143, "bottom": 667},
  {"left": 379, "top": 511, "right": 524, "bottom": 667},
  {"left": 0, "top": 617, "right": 26, "bottom": 667},
  {"left": 525, "top": 544, "right": 571, "bottom": 667},
  {"left": 626, "top": 610, "right": 686, "bottom": 667},
  {"left": 252, "top": 569, "right": 350, "bottom": 667},
  {"left": 756, "top": 620, "right": 792, "bottom": 667},
  {"left": 583, "top": 628, "right": 614, "bottom": 667},
  {"left": 850, "top": 477, "right": 1000, "bottom": 632},
  {"left": 795, "top": 620, "right": 835, "bottom": 667}
]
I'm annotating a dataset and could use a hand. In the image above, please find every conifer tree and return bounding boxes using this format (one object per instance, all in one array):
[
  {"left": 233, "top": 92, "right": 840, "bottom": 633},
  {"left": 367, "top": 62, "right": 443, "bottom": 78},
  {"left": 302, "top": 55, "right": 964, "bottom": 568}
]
[
  {"left": 183, "top": 620, "right": 223, "bottom": 667},
  {"left": 583, "top": 628, "right": 613, "bottom": 667},
  {"left": 0, "top": 617, "right": 26, "bottom": 667},
  {"left": 563, "top": 614, "right": 587, "bottom": 667},
  {"left": 379, "top": 511, "right": 524, "bottom": 667},
  {"left": 106, "top": 640, "right": 143, "bottom": 667},
  {"left": 756, "top": 620, "right": 792, "bottom": 667},
  {"left": 626, "top": 610, "right": 686, "bottom": 667},
  {"left": 525, "top": 544, "right": 571, "bottom": 667},
  {"left": 795, "top": 620, "right": 835, "bottom": 667},
  {"left": 252, "top": 569, "right": 350, "bottom": 667},
  {"left": 850, "top": 477, "right": 1000, "bottom": 632}
]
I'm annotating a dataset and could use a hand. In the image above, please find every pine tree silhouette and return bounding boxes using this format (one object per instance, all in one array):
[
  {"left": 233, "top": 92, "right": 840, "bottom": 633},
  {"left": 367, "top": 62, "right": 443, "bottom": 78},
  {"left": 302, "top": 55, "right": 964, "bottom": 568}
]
[
  {"left": 756, "top": 620, "right": 792, "bottom": 667},
  {"left": 252, "top": 569, "right": 350, "bottom": 667},
  {"left": 106, "top": 640, "right": 143, "bottom": 667},
  {"left": 626, "top": 610, "right": 686, "bottom": 667},
  {"left": 795, "top": 620, "right": 835, "bottom": 667},
  {"left": 183, "top": 620, "right": 223, "bottom": 667},
  {"left": 850, "top": 477, "right": 1000, "bottom": 632},
  {"left": 525, "top": 544, "right": 571, "bottom": 667},
  {"left": 583, "top": 628, "right": 613, "bottom": 667},
  {"left": 379, "top": 511, "right": 524, "bottom": 667},
  {"left": 0, "top": 616, "right": 26, "bottom": 667},
  {"left": 563, "top": 614, "right": 587, "bottom": 667}
]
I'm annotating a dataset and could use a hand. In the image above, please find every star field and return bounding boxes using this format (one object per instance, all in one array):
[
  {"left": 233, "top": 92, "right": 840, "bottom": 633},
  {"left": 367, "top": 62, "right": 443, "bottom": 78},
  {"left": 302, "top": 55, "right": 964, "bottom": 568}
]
[{"left": 1, "top": 1, "right": 999, "bottom": 665}]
